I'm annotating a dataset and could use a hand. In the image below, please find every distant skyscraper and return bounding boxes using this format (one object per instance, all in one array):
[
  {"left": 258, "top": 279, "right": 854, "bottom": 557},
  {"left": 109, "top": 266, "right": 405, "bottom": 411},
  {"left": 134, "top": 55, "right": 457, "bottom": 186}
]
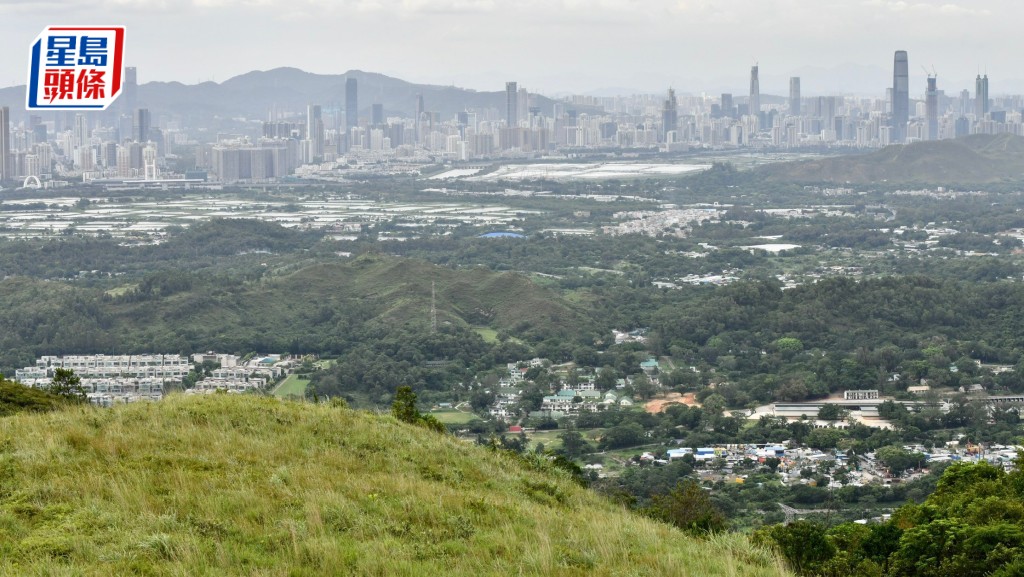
[
  {"left": 518, "top": 87, "right": 529, "bottom": 126},
  {"left": 415, "top": 93, "right": 425, "bottom": 144},
  {"left": 73, "top": 114, "right": 89, "bottom": 149},
  {"left": 118, "top": 114, "right": 132, "bottom": 143},
  {"left": 789, "top": 77, "right": 801, "bottom": 116},
  {"left": 721, "top": 93, "right": 734, "bottom": 118},
  {"left": 132, "top": 108, "right": 150, "bottom": 143},
  {"left": 892, "top": 50, "right": 909, "bottom": 143},
  {"left": 345, "top": 78, "right": 358, "bottom": 129},
  {"left": 975, "top": 74, "right": 989, "bottom": 119},
  {"left": 959, "top": 89, "right": 971, "bottom": 117},
  {"left": 749, "top": 65, "right": 760, "bottom": 127},
  {"left": 32, "top": 122, "right": 46, "bottom": 145},
  {"left": 926, "top": 75, "right": 938, "bottom": 140},
  {"left": 306, "top": 104, "right": 323, "bottom": 161},
  {"left": 143, "top": 144, "right": 158, "bottom": 180},
  {"left": 662, "top": 88, "right": 678, "bottom": 142},
  {"left": 371, "top": 103, "right": 384, "bottom": 126},
  {"left": 506, "top": 81, "right": 518, "bottom": 126},
  {"left": 0, "top": 106, "right": 9, "bottom": 182},
  {"left": 955, "top": 115, "right": 970, "bottom": 138},
  {"left": 103, "top": 141, "right": 117, "bottom": 168},
  {"left": 123, "top": 66, "right": 137, "bottom": 113}
]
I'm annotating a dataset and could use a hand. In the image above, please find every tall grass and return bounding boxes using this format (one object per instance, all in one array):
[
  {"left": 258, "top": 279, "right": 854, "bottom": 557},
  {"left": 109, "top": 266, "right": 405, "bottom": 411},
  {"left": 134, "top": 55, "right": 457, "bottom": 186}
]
[{"left": 0, "top": 394, "right": 790, "bottom": 576}]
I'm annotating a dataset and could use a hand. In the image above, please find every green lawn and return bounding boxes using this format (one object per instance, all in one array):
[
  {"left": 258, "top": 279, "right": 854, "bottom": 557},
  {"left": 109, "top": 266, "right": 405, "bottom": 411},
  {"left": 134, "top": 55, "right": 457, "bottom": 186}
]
[
  {"left": 527, "top": 427, "right": 606, "bottom": 452},
  {"left": 429, "top": 409, "right": 480, "bottom": 425},
  {"left": 473, "top": 327, "right": 499, "bottom": 343},
  {"left": 526, "top": 429, "right": 563, "bottom": 451},
  {"left": 273, "top": 374, "right": 309, "bottom": 399}
]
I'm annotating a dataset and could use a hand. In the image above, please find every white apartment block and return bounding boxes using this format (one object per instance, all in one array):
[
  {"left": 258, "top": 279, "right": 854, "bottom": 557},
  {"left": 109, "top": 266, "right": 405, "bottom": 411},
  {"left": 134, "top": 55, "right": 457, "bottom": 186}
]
[
  {"left": 35, "top": 354, "right": 190, "bottom": 379},
  {"left": 19, "top": 353, "right": 277, "bottom": 406},
  {"left": 192, "top": 378, "right": 266, "bottom": 393},
  {"left": 18, "top": 377, "right": 165, "bottom": 396},
  {"left": 843, "top": 389, "right": 880, "bottom": 400}
]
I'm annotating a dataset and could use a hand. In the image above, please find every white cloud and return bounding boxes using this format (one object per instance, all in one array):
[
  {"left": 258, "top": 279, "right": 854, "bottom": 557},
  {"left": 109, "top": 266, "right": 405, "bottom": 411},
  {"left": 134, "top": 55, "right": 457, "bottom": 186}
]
[
  {"left": 938, "top": 3, "right": 990, "bottom": 15},
  {"left": 862, "top": 0, "right": 990, "bottom": 14}
]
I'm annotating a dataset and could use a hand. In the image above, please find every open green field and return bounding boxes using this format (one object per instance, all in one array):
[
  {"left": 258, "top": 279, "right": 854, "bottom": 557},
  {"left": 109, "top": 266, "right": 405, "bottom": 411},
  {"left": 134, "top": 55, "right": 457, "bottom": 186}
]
[
  {"left": 272, "top": 374, "right": 309, "bottom": 399},
  {"left": 526, "top": 429, "right": 564, "bottom": 451},
  {"left": 473, "top": 327, "right": 499, "bottom": 343},
  {"left": 430, "top": 409, "right": 480, "bottom": 425},
  {"left": 526, "top": 428, "right": 610, "bottom": 453},
  {"left": 103, "top": 284, "right": 137, "bottom": 297}
]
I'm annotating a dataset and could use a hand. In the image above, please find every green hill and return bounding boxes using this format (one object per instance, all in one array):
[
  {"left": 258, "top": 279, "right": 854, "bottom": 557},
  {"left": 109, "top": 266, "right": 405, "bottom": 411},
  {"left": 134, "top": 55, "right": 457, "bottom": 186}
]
[
  {"left": 758, "top": 134, "right": 1024, "bottom": 185},
  {"left": 0, "top": 394, "right": 789, "bottom": 576},
  {"left": 0, "top": 255, "right": 592, "bottom": 371},
  {"left": 286, "top": 255, "right": 587, "bottom": 331}
]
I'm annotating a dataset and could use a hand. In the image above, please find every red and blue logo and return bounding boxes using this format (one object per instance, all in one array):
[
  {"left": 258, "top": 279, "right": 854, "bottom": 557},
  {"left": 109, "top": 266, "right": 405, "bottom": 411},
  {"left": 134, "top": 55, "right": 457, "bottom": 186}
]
[{"left": 26, "top": 25, "right": 125, "bottom": 110}]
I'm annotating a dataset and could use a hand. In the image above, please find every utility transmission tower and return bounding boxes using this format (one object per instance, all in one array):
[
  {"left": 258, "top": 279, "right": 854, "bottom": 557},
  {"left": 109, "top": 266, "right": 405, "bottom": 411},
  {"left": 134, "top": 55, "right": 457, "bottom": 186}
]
[{"left": 430, "top": 281, "right": 437, "bottom": 333}]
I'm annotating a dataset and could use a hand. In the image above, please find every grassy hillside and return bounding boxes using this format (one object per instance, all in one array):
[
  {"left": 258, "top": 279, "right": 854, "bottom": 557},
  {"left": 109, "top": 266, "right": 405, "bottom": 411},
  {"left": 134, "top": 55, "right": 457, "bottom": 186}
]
[
  {"left": 758, "top": 133, "right": 1024, "bottom": 185},
  {"left": 0, "top": 395, "right": 789, "bottom": 576},
  {"left": 286, "top": 255, "right": 587, "bottom": 331}
]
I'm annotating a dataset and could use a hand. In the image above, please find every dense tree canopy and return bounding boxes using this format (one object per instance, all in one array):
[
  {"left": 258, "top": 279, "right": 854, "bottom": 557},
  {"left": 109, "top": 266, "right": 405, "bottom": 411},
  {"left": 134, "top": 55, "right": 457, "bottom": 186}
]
[{"left": 757, "top": 462, "right": 1024, "bottom": 576}]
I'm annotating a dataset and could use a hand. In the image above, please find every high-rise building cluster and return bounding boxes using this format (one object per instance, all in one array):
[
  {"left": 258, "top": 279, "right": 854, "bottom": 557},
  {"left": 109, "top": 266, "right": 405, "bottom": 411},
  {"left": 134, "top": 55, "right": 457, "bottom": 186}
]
[
  {"left": 0, "top": 55, "right": 1021, "bottom": 185},
  {"left": 0, "top": 65, "right": 178, "bottom": 185}
]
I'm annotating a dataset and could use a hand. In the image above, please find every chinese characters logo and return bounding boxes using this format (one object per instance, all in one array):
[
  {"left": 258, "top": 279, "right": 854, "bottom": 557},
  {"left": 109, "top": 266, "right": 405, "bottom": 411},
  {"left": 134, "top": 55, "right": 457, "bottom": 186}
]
[{"left": 27, "top": 26, "right": 125, "bottom": 110}]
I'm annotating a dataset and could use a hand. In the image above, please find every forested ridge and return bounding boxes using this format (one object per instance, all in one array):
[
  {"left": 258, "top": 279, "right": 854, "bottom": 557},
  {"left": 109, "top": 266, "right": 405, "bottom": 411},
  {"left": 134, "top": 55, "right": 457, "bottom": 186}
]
[
  {"left": 4, "top": 256, "right": 1024, "bottom": 408},
  {"left": 0, "top": 254, "right": 592, "bottom": 377}
]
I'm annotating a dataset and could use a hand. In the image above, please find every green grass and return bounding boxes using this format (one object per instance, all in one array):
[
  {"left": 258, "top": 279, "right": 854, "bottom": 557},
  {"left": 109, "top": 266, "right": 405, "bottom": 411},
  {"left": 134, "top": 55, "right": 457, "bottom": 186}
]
[
  {"left": 272, "top": 374, "right": 310, "bottom": 399},
  {"left": 0, "top": 395, "right": 791, "bottom": 576},
  {"left": 527, "top": 428, "right": 606, "bottom": 452},
  {"left": 473, "top": 327, "right": 499, "bottom": 343},
  {"left": 103, "top": 284, "right": 137, "bottom": 297},
  {"left": 526, "top": 429, "right": 564, "bottom": 451},
  {"left": 429, "top": 409, "right": 479, "bottom": 425}
]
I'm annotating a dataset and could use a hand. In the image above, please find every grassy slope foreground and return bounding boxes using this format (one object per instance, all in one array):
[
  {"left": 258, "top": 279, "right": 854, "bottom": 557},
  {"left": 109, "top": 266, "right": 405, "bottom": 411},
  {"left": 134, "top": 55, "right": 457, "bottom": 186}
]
[{"left": 0, "top": 395, "right": 789, "bottom": 576}]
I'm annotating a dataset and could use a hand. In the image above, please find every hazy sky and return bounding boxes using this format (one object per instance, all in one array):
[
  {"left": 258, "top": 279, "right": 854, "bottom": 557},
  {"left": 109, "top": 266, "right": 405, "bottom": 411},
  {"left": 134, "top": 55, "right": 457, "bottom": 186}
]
[{"left": 0, "top": 0, "right": 1018, "bottom": 96}]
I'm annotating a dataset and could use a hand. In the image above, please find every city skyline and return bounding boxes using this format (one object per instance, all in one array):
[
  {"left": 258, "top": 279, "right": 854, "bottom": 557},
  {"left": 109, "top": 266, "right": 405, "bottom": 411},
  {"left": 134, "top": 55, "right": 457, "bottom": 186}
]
[{"left": 0, "top": 0, "right": 1021, "bottom": 96}]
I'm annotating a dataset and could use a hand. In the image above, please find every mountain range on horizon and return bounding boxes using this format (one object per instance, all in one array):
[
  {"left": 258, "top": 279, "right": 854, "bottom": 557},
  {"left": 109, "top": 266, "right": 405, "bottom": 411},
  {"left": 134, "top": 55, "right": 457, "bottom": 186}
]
[
  {"left": 0, "top": 67, "right": 590, "bottom": 124},
  {"left": 3, "top": 63, "right": 1023, "bottom": 126},
  {"left": 5, "top": 60, "right": 1022, "bottom": 103},
  {"left": 0, "top": 65, "right": 810, "bottom": 125}
]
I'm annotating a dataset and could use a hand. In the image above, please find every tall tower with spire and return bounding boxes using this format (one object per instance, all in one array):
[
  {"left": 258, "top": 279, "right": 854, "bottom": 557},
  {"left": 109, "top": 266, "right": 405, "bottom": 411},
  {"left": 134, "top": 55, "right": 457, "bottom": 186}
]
[
  {"left": 749, "top": 65, "right": 760, "bottom": 129},
  {"left": 926, "top": 74, "right": 939, "bottom": 140},
  {"left": 975, "top": 73, "right": 990, "bottom": 120}
]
